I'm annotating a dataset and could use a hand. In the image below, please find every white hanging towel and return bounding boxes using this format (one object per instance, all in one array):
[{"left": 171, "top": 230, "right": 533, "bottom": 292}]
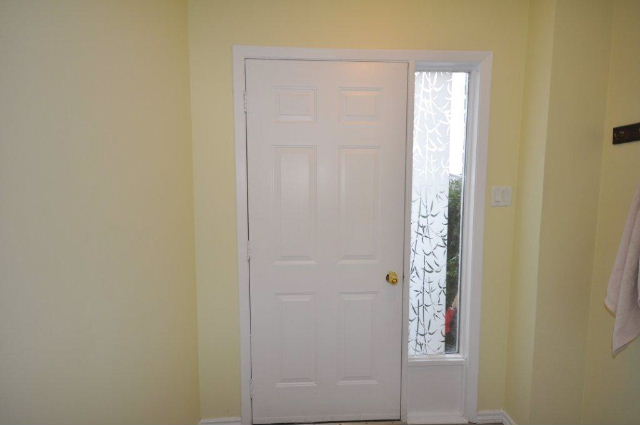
[{"left": 606, "top": 184, "right": 640, "bottom": 354}]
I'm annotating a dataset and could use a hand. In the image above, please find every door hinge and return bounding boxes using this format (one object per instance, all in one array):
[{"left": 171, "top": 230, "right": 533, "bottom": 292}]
[
  {"left": 250, "top": 379, "right": 255, "bottom": 399},
  {"left": 247, "top": 241, "right": 251, "bottom": 262},
  {"left": 243, "top": 91, "right": 248, "bottom": 113}
]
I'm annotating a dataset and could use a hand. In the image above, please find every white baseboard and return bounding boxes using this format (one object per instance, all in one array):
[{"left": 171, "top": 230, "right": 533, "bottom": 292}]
[
  {"left": 502, "top": 410, "right": 516, "bottom": 425},
  {"left": 200, "top": 411, "right": 515, "bottom": 425},
  {"left": 474, "top": 409, "right": 516, "bottom": 425},
  {"left": 199, "top": 417, "right": 242, "bottom": 425},
  {"left": 407, "top": 411, "right": 468, "bottom": 424}
]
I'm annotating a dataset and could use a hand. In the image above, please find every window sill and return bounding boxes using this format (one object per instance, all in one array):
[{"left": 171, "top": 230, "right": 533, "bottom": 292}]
[{"left": 407, "top": 354, "right": 466, "bottom": 367}]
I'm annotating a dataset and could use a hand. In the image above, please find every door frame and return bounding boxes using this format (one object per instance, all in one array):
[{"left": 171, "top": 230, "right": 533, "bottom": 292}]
[{"left": 232, "top": 46, "right": 492, "bottom": 425}]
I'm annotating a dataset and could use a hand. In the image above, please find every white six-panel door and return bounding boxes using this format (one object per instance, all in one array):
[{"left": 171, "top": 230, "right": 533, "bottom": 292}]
[{"left": 246, "top": 59, "right": 408, "bottom": 423}]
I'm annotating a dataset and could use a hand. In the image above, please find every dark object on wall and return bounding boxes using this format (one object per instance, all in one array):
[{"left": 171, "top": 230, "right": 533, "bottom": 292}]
[{"left": 613, "top": 122, "right": 640, "bottom": 145}]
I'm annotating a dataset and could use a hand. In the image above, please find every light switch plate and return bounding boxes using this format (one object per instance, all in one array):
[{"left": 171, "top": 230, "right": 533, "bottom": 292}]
[{"left": 491, "top": 186, "right": 512, "bottom": 207}]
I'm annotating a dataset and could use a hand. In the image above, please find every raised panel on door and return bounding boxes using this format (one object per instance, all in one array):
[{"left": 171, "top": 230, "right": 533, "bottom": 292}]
[
  {"left": 247, "top": 59, "right": 407, "bottom": 424},
  {"left": 337, "top": 292, "right": 377, "bottom": 385},
  {"left": 276, "top": 293, "right": 317, "bottom": 387},
  {"left": 273, "top": 146, "right": 317, "bottom": 264},
  {"left": 339, "top": 147, "right": 380, "bottom": 263}
]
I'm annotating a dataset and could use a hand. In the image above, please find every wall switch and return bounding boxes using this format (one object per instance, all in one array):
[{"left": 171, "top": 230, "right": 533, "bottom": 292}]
[{"left": 491, "top": 186, "right": 512, "bottom": 207}]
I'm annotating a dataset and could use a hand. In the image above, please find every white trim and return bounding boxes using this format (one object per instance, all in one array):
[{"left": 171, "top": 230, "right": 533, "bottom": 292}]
[
  {"left": 502, "top": 410, "right": 516, "bottom": 425},
  {"left": 474, "top": 410, "right": 517, "bottom": 425},
  {"left": 199, "top": 417, "right": 242, "bottom": 425},
  {"left": 233, "top": 45, "right": 492, "bottom": 425},
  {"left": 400, "top": 55, "right": 417, "bottom": 425},
  {"left": 473, "top": 410, "right": 502, "bottom": 424},
  {"left": 233, "top": 47, "right": 252, "bottom": 425},
  {"left": 406, "top": 412, "right": 468, "bottom": 424},
  {"left": 233, "top": 45, "right": 490, "bottom": 63},
  {"left": 459, "top": 49, "right": 492, "bottom": 424},
  {"left": 407, "top": 354, "right": 466, "bottom": 367}
]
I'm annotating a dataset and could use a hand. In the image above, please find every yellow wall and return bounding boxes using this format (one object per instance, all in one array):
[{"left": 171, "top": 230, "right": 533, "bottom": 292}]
[
  {"left": 581, "top": 1, "right": 640, "bottom": 424},
  {"left": 505, "top": 0, "right": 556, "bottom": 421},
  {"left": 188, "top": 0, "right": 530, "bottom": 418},
  {"left": 0, "top": 1, "right": 200, "bottom": 425},
  {"left": 531, "top": 0, "right": 611, "bottom": 422},
  {"left": 4, "top": 1, "right": 639, "bottom": 424},
  {"left": 506, "top": 1, "right": 613, "bottom": 423}
]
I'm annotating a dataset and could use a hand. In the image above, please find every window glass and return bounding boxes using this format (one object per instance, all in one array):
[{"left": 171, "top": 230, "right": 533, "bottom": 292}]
[{"left": 409, "top": 71, "right": 469, "bottom": 356}]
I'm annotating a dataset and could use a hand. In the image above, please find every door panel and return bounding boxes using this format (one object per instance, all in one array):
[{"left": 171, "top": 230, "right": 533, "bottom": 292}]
[
  {"left": 339, "top": 147, "right": 380, "bottom": 261},
  {"left": 246, "top": 59, "right": 408, "bottom": 423},
  {"left": 273, "top": 146, "right": 317, "bottom": 263}
]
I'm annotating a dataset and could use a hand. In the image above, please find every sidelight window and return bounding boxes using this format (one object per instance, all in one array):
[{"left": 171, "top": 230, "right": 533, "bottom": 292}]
[{"left": 409, "top": 71, "right": 469, "bottom": 356}]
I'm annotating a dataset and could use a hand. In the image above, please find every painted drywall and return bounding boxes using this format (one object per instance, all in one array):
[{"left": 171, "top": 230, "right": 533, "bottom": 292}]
[
  {"left": 505, "top": 0, "right": 556, "bottom": 422},
  {"left": 530, "top": 1, "right": 612, "bottom": 423},
  {"left": 188, "top": 0, "right": 530, "bottom": 418},
  {"left": 505, "top": 1, "right": 613, "bottom": 423},
  {"left": 581, "top": 1, "right": 640, "bottom": 424},
  {"left": 2, "top": 1, "right": 638, "bottom": 424},
  {"left": 0, "top": 1, "right": 199, "bottom": 425}
]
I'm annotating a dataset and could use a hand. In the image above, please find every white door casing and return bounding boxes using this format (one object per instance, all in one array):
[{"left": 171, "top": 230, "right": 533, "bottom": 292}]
[
  {"left": 234, "top": 46, "right": 492, "bottom": 425},
  {"left": 246, "top": 60, "right": 408, "bottom": 423}
]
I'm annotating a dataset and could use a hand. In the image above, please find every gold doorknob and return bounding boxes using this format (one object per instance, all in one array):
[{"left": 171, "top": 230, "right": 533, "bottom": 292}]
[{"left": 386, "top": 271, "right": 399, "bottom": 285}]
